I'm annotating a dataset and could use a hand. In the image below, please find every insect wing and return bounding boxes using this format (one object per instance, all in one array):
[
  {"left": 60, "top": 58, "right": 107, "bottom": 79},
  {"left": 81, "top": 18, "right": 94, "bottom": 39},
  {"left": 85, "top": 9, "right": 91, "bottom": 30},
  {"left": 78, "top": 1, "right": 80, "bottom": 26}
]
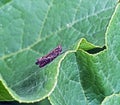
[{"left": 36, "top": 45, "right": 62, "bottom": 68}]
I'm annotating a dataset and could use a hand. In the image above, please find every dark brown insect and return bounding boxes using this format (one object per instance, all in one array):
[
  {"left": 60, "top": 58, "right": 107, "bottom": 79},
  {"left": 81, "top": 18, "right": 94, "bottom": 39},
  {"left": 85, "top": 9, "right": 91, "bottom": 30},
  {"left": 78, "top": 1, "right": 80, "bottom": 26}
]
[{"left": 36, "top": 45, "right": 62, "bottom": 68}]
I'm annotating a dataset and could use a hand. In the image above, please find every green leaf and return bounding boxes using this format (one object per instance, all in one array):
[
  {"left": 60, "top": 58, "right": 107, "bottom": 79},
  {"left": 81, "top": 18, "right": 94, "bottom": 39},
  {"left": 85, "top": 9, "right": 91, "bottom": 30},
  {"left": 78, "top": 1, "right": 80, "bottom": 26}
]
[
  {"left": 0, "top": 0, "right": 11, "bottom": 8},
  {"left": 49, "top": 2, "right": 120, "bottom": 105},
  {"left": 101, "top": 94, "right": 120, "bottom": 105},
  {"left": 0, "top": 81, "right": 13, "bottom": 101},
  {"left": 49, "top": 51, "right": 88, "bottom": 105},
  {"left": 0, "top": 98, "right": 51, "bottom": 105},
  {"left": 76, "top": 3, "right": 120, "bottom": 104},
  {"left": 0, "top": 0, "right": 119, "bottom": 104}
]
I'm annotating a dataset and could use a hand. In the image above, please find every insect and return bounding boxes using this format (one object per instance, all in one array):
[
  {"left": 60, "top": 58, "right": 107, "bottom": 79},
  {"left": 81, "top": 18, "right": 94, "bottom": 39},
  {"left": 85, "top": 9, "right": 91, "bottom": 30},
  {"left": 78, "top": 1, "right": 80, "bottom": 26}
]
[{"left": 35, "top": 45, "right": 62, "bottom": 68}]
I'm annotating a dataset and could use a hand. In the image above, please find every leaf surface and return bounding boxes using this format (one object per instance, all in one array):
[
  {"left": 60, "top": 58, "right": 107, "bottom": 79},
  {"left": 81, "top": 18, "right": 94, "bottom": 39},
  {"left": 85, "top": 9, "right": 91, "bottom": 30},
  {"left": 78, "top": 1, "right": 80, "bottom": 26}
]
[
  {"left": 49, "top": 2, "right": 120, "bottom": 105},
  {"left": 0, "top": 0, "right": 119, "bottom": 104}
]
